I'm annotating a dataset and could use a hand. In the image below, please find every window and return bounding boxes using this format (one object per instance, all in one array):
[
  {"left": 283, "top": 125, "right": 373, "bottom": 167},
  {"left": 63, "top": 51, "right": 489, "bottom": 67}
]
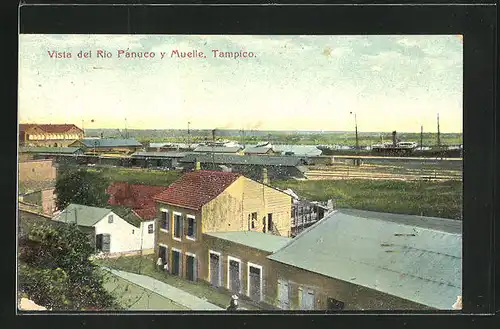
[
  {"left": 187, "top": 215, "right": 196, "bottom": 240},
  {"left": 299, "top": 287, "right": 315, "bottom": 310},
  {"left": 108, "top": 215, "right": 114, "bottom": 223},
  {"left": 160, "top": 210, "right": 169, "bottom": 231},
  {"left": 251, "top": 212, "right": 257, "bottom": 229},
  {"left": 132, "top": 229, "right": 135, "bottom": 234},
  {"left": 173, "top": 213, "right": 183, "bottom": 240},
  {"left": 267, "top": 213, "right": 273, "bottom": 232},
  {"left": 148, "top": 223, "right": 154, "bottom": 234}
]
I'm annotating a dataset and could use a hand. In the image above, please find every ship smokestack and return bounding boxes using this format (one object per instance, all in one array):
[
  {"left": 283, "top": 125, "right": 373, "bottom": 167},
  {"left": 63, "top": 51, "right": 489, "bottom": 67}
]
[{"left": 392, "top": 131, "right": 397, "bottom": 147}]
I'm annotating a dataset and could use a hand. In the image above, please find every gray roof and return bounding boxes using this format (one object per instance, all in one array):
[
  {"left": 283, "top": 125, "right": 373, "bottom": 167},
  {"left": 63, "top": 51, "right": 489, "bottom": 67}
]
[
  {"left": 205, "top": 231, "right": 292, "bottom": 253},
  {"left": 19, "top": 147, "right": 82, "bottom": 154},
  {"left": 149, "top": 143, "right": 168, "bottom": 148},
  {"left": 273, "top": 145, "right": 323, "bottom": 156},
  {"left": 78, "top": 138, "right": 143, "bottom": 148},
  {"left": 193, "top": 146, "right": 242, "bottom": 153},
  {"left": 131, "top": 151, "right": 188, "bottom": 158},
  {"left": 180, "top": 153, "right": 306, "bottom": 167},
  {"left": 244, "top": 146, "right": 273, "bottom": 154},
  {"left": 268, "top": 209, "right": 462, "bottom": 310},
  {"left": 52, "top": 204, "right": 113, "bottom": 227}
]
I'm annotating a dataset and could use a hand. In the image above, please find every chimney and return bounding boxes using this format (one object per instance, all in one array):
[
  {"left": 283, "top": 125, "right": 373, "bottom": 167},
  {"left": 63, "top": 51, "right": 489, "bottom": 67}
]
[
  {"left": 392, "top": 131, "right": 397, "bottom": 146},
  {"left": 262, "top": 167, "right": 269, "bottom": 184},
  {"left": 212, "top": 129, "right": 216, "bottom": 141},
  {"left": 195, "top": 161, "right": 201, "bottom": 171}
]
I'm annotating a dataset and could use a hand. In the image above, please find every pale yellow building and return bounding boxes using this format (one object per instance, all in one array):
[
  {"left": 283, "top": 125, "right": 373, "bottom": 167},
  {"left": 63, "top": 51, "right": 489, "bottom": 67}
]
[{"left": 153, "top": 169, "right": 292, "bottom": 282}]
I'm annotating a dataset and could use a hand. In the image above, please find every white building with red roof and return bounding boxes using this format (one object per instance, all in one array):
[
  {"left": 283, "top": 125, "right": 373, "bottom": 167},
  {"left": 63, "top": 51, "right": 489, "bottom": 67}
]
[{"left": 106, "top": 182, "right": 170, "bottom": 250}]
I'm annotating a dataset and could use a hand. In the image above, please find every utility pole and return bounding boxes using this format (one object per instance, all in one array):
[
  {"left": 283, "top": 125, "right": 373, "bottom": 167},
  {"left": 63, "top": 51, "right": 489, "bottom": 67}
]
[
  {"left": 437, "top": 113, "right": 441, "bottom": 147},
  {"left": 125, "top": 118, "right": 128, "bottom": 139},
  {"left": 187, "top": 121, "right": 191, "bottom": 146},
  {"left": 420, "top": 125, "right": 424, "bottom": 151},
  {"left": 350, "top": 112, "right": 359, "bottom": 151}
]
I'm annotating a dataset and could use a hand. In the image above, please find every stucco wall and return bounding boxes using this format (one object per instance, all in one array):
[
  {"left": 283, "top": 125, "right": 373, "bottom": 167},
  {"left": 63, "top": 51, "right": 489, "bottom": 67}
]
[
  {"left": 155, "top": 203, "right": 203, "bottom": 278},
  {"left": 202, "top": 178, "right": 246, "bottom": 233},
  {"left": 241, "top": 178, "right": 292, "bottom": 237},
  {"left": 267, "top": 260, "right": 432, "bottom": 311},
  {"left": 93, "top": 212, "right": 143, "bottom": 253},
  {"left": 18, "top": 160, "right": 56, "bottom": 183},
  {"left": 139, "top": 219, "right": 156, "bottom": 250},
  {"left": 201, "top": 176, "right": 292, "bottom": 237},
  {"left": 201, "top": 234, "right": 277, "bottom": 306}
]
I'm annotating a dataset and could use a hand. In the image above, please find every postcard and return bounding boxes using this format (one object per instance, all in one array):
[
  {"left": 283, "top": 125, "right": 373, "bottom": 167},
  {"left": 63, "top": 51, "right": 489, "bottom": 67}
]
[{"left": 17, "top": 34, "right": 463, "bottom": 312}]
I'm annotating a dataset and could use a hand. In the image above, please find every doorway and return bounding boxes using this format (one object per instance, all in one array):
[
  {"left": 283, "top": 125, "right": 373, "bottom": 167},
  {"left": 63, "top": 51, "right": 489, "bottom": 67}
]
[
  {"left": 209, "top": 251, "right": 221, "bottom": 287},
  {"left": 186, "top": 254, "right": 197, "bottom": 281},
  {"left": 228, "top": 257, "right": 241, "bottom": 294},
  {"left": 171, "top": 249, "right": 182, "bottom": 276},
  {"left": 248, "top": 263, "right": 262, "bottom": 302},
  {"left": 277, "top": 279, "right": 290, "bottom": 310}
]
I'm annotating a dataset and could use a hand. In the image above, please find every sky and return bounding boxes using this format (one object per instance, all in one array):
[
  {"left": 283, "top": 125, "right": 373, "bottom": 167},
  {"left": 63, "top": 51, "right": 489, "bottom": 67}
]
[{"left": 18, "top": 35, "right": 463, "bottom": 133}]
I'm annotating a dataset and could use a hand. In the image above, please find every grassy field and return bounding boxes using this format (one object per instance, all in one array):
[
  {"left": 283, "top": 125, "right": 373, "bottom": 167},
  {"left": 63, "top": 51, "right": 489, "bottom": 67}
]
[
  {"left": 95, "top": 255, "right": 261, "bottom": 310},
  {"left": 101, "top": 272, "right": 188, "bottom": 311},
  {"left": 86, "top": 167, "right": 183, "bottom": 187},
  {"left": 272, "top": 179, "right": 463, "bottom": 220}
]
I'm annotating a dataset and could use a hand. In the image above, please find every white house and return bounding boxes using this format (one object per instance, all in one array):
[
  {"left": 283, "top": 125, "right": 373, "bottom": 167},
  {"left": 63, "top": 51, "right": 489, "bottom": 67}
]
[{"left": 52, "top": 203, "right": 151, "bottom": 254}]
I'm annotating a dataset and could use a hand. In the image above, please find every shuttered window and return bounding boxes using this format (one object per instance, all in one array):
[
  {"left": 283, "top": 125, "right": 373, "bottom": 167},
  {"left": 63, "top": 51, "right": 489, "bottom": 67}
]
[
  {"left": 160, "top": 211, "right": 169, "bottom": 231},
  {"left": 174, "top": 214, "right": 183, "bottom": 239},
  {"left": 278, "top": 279, "right": 290, "bottom": 310},
  {"left": 187, "top": 216, "right": 196, "bottom": 239},
  {"left": 299, "top": 287, "right": 315, "bottom": 310},
  {"left": 101, "top": 234, "right": 111, "bottom": 252},
  {"left": 148, "top": 223, "right": 154, "bottom": 234}
]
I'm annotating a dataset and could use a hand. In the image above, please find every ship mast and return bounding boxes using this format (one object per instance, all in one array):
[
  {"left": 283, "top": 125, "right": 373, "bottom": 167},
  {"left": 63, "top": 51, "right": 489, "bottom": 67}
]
[{"left": 437, "top": 113, "right": 441, "bottom": 147}]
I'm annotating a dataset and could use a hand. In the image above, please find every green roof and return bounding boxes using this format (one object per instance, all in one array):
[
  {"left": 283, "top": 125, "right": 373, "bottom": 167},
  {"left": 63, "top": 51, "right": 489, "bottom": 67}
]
[
  {"left": 204, "top": 231, "right": 292, "bottom": 253},
  {"left": 267, "top": 209, "right": 462, "bottom": 310},
  {"left": 19, "top": 147, "right": 82, "bottom": 154},
  {"left": 53, "top": 204, "right": 112, "bottom": 227}
]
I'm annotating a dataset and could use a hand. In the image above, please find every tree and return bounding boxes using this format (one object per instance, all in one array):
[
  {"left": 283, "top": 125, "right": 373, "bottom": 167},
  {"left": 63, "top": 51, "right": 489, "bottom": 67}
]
[
  {"left": 55, "top": 169, "right": 109, "bottom": 210},
  {"left": 18, "top": 223, "right": 120, "bottom": 311}
]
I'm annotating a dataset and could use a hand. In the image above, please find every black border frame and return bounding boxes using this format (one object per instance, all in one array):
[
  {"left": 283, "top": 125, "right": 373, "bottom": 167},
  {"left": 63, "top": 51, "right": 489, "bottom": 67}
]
[{"left": 5, "top": 2, "right": 497, "bottom": 329}]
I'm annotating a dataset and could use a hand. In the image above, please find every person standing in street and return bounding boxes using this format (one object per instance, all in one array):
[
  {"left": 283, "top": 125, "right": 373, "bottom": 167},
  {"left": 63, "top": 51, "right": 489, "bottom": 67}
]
[{"left": 226, "top": 295, "right": 239, "bottom": 311}]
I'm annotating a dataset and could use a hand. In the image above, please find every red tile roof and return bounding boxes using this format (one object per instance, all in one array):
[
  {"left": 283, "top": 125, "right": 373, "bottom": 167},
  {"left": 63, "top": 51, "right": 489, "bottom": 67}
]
[
  {"left": 19, "top": 124, "right": 83, "bottom": 133},
  {"left": 153, "top": 170, "right": 241, "bottom": 210},
  {"left": 107, "top": 182, "right": 168, "bottom": 220}
]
